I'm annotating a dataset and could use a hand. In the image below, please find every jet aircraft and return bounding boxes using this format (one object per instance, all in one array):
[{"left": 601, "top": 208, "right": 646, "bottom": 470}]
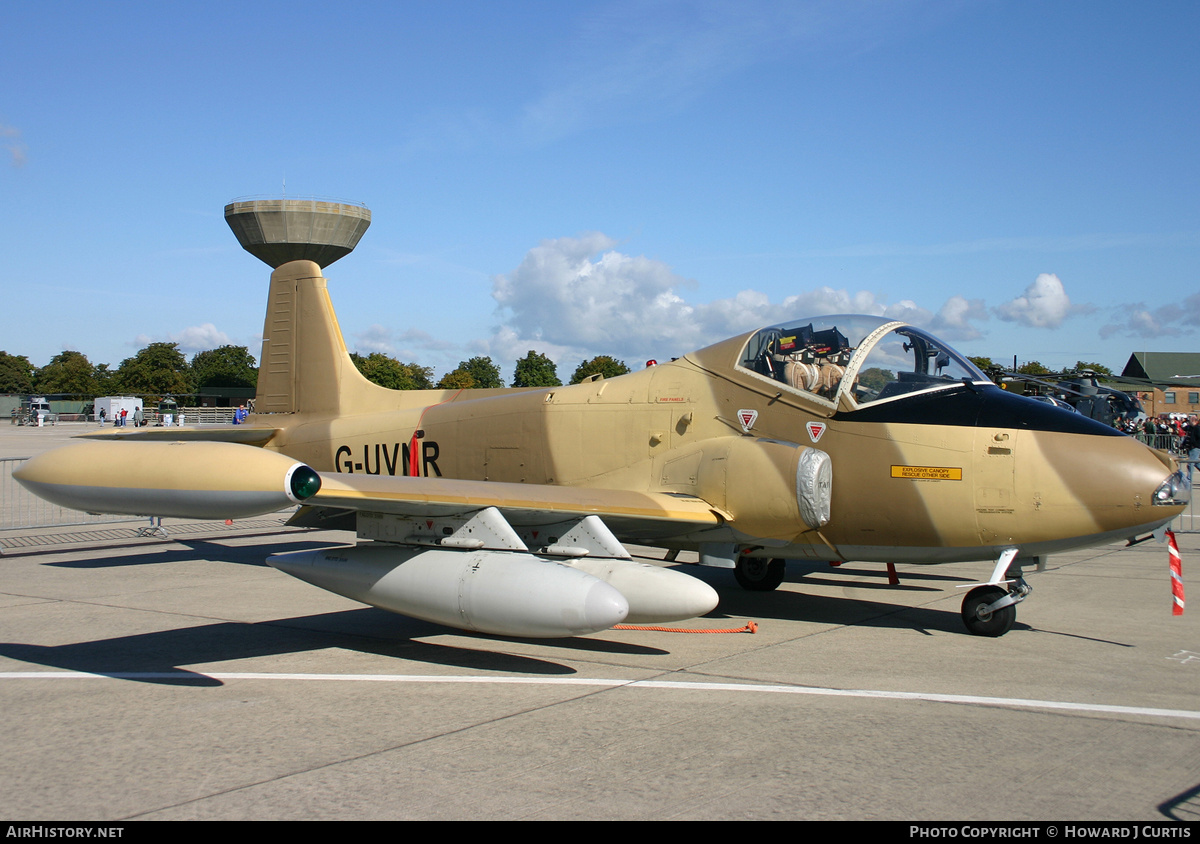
[{"left": 14, "top": 260, "right": 1191, "bottom": 638}]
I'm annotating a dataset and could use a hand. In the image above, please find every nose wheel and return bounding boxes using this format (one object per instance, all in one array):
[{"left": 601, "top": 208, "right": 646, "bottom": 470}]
[{"left": 960, "top": 578, "right": 1030, "bottom": 637}]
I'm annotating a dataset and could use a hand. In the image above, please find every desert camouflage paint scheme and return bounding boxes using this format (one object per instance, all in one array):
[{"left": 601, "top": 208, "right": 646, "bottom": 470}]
[{"left": 15, "top": 260, "right": 1188, "bottom": 637}]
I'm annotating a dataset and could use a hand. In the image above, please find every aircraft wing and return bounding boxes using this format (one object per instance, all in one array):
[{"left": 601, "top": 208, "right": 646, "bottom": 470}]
[
  {"left": 12, "top": 441, "right": 727, "bottom": 636},
  {"left": 303, "top": 473, "right": 729, "bottom": 542},
  {"left": 275, "top": 473, "right": 729, "bottom": 633}
]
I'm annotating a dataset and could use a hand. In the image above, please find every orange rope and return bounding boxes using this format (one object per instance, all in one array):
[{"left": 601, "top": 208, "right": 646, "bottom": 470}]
[{"left": 612, "top": 621, "right": 758, "bottom": 634}]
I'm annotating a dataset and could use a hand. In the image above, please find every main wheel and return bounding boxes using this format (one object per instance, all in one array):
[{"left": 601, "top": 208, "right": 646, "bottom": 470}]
[
  {"left": 734, "top": 557, "right": 786, "bottom": 591},
  {"left": 961, "top": 585, "right": 1016, "bottom": 637}
]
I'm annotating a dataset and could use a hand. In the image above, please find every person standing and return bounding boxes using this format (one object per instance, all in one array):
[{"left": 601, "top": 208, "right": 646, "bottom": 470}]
[{"left": 1184, "top": 415, "right": 1200, "bottom": 487}]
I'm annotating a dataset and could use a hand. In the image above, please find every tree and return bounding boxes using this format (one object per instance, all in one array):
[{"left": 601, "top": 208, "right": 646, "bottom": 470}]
[
  {"left": 191, "top": 345, "right": 258, "bottom": 390},
  {"left": 512, "top": 351, "right": 561, "bottom": 388},
  {"left": 570, "top": 355, "right": 630, "bottom": 384},
  {"left": 93, "top": 364, "right": 116, "bottom": 396},
  {"left": 35, "top": 350, "right": 98, "bottom": 395},
  {"left": 436, "top": 369, "right": 476, "bottom": 389},
  {"left": 1016, "top": 360, "right": 1050, "bottom": 376},
  {"left": 966, "top": 356, "right": 997, "bottom": 373},
  {"left": 114, "top": 342, "right": 191, "bottom": 398},
  {"left": 857, "top": 367, "right": 895, "bottom": 394},
  {"left": 350, "top": 352, "right": 433, "bottom": 390},
  {"left": 438, "top": 356, "right": 503, "bottom": 389},
  {"left": 0, "top": 351, "right": 36, "bottom": 393},
  {"left": 1064, "top": 360, "right": 1114, "bottom": 378}
]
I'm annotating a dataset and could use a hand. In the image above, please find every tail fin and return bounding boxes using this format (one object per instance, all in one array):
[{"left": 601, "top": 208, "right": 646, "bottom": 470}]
[{"left": 255, "top": 260, "right": 380, "bottom": 415}]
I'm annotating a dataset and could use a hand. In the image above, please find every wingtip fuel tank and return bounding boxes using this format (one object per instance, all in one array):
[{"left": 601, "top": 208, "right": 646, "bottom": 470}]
[{"left": 12, "top": 441, "right": 321, "bottom": 520}]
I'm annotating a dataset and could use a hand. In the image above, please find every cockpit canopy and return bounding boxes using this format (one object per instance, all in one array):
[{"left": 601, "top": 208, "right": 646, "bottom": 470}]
[{"left": 737, "top": 315, "right": 989, "bottom": 411}]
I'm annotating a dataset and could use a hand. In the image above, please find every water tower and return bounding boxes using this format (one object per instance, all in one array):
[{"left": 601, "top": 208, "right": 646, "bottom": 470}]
[{"left": 224, "top": 197, "right": 371, "bottom": 268}]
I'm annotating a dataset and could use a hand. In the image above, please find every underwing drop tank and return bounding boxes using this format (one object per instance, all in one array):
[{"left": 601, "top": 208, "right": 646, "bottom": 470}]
[{"left": 269, "top": 544, "right": 630, "bottom": 638}]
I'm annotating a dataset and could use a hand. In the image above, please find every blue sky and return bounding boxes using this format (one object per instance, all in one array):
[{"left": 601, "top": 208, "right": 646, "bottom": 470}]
[{"left": 2, "top": 0, "right": 1197, "bottom": 381}]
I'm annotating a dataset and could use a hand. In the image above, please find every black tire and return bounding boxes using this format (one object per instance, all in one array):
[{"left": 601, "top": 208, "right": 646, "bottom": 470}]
[
  {"left": 734, "top": 557, "right": 786, "bottom": 591},
  {"left": 961, "top": 585, "right": 1016, "bottom": 637}
]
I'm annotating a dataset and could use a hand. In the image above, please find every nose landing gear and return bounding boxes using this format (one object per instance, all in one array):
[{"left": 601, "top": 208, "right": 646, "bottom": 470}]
[
  {"left": 959, "top": 548, "right": 1035, "bottom": 637},
  {"left": 961, "top": 578, "right": 1031, "bottom": 637}
]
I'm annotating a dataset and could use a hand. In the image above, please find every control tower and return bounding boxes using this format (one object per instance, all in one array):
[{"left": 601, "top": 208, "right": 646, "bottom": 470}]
[{"left": 224, "top": 197, "right": 371, "bottom": 268}]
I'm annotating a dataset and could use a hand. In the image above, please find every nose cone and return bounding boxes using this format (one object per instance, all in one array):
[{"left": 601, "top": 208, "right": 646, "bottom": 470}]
[
  {"left": 566, "top": 559, "right": 720, "bottom": 623},
  {"left": 582, "top": 580, "right": 632, "bottom": 631},
  {"left": 1029, "top": 430, "right": 1186, "bottom": 542}
]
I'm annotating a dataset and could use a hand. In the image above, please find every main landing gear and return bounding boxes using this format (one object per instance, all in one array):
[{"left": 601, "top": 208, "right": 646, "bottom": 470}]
[
  {"left": 959, "top": 549, "right": 1033, "bottom": 637},
  {"left": 734, "top": 556, "right": 786, "bottom": 591}
]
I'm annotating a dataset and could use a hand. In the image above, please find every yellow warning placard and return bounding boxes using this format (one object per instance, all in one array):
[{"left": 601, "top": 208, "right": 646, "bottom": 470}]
[{"left": 891, "top": 465, "right": 962, "bottom": 480}]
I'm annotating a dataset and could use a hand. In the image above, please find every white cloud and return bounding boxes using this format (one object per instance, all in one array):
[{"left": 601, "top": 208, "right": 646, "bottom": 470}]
[
  {"left": 352, "top": 237, "right": 1195, "bottom": 377},
  {"left": 1100, "top": 293, "right": 1200, "bottom": 339},
  {"left": 932, "top": 295, "right": 988, "bottom": 341},
  {"left": 486, "top": 233, "right": 978, "bottom": 366},
  {"left": 994, "top": 273, "right": 1073, "bottom": 328},
  {"left": 133, "top": 323, "right": 233, "bottom": 354},
  {"left": 352, "top": 324, "right": 397, "bottom": 355},
  {"left": 491, "top": 232, "right": 700, "bottom": 356},
  {"left": 352, "top": 324, "right": 459, "bottom": 361}
]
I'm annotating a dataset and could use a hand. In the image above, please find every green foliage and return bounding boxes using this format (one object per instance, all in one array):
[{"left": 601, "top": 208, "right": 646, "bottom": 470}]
[
  {"left": 191, "top": 345, "right": 258, "bottom": 390},
  {"left": 512, "top": 351, "right": 561, "bottom": 388},
  {"left": 35, "top": 351, "right": 99, "bottom": 395},
  {"left": 569, "top": 355, "right": 630, "bottom": 384},
  {"left": 438, "top": 356, "right": 503, "bottom": 389},
  {"left": 436, "top": 369, "right": 475, "bottom": 389},
  {"left": 0, "top": 351, "right": 35, "bottom": 393},
  {"left": 1016, "top": 360, "right": 1051, "bottom": 376},
  {"left": 1064, "top": 360, "right": 1114, "bottom": 378},
  {"left": 857, "top": 367, "right": 895, "bottom": 393},
  {"left": 114, "top": 342, "right": 191, "bottom": 399},
  {"left": 350, "top": 352, "right": 433, "bottom": 390},
  {"left": 966, "top": 356, "right": 997, "bottom": 372},
  {"left": 93, "top": 364, "right": 116, "bottom": 396}
]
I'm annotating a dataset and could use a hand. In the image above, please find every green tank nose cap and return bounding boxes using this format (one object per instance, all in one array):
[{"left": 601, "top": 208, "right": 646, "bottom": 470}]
[{"left": 290, "top": 465, "right": 322, "bottom": 501}]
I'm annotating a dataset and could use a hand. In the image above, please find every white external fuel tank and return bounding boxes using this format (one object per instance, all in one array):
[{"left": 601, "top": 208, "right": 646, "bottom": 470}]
[{"left": 269, "top": 544, "right": 631, "bottom": 638}]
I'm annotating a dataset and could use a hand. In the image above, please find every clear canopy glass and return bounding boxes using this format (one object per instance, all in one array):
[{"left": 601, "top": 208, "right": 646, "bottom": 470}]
[{"left": 737, "top": 315, "right": 989, "bottom": 408}]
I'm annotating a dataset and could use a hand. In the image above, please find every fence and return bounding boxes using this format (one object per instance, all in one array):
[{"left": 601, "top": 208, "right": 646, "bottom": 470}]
[
  {"left": 1133, "top": 432, "right": 1179, "bottom": 451},
  {"left": 1176, "top": 459, "right": 1198, "bottom": 534},
  {"left": 15, "top": 407, "right": 242, "bottom": 427},
  {"left": 94, "top": 407, "right": 240, "bottom": 427}
]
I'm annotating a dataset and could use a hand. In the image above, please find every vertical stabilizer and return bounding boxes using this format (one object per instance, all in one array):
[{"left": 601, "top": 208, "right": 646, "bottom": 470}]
[{"left": 255, "top": 260, "right": 373, "bottom": 415}]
